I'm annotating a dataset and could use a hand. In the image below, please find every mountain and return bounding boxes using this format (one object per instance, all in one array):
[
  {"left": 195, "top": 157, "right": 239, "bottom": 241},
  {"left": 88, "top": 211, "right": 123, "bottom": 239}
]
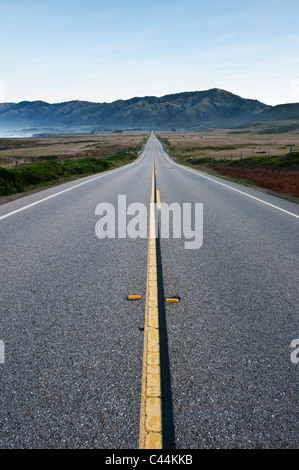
[
  {"left": 249, "top": 102, "right": 299, "bottom": 122},
  {"left": 0, "top": 88, "right": 296, "bottom": 131}
]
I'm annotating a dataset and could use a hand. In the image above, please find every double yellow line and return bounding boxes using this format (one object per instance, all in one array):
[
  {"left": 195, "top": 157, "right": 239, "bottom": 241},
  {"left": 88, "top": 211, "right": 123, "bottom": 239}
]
[{"left": 139, "top": 152, "right": 163, "bottom": 449}]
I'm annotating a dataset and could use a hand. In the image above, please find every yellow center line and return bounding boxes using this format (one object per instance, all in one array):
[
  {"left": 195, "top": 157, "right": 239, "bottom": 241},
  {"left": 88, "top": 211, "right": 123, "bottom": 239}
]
[
  {"left": 156, "top": 189, "right": 161, "bottom": 209},
  {"left": 139, "top": 148, "right": 163, "bottom": 449}
]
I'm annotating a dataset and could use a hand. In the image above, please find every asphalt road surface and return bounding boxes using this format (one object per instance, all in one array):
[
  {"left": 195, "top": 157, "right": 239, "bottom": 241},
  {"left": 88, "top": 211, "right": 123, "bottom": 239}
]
[{"left": 0, "top": 133, "right": 298, "bottom": 449}]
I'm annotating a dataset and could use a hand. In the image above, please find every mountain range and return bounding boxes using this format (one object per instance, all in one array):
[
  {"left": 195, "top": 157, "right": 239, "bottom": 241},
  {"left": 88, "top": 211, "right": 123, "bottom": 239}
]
[{"left": 0, "top": 88, "right": 299, "bottom": 131}]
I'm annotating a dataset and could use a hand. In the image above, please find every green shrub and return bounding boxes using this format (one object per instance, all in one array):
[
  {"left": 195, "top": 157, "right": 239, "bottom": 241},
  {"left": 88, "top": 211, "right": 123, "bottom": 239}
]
[
  {"left": 16, "top": 161, "right": 61, "bottom": 185},
  {"left": 229, "top": 152, "right": 299, "bottom": 170},
  {"left": 187, "top": 156, "right": 211, "bottom": 164},
  {"left": 0, "top": 167, "right": 26, "bottom": 194},
  {"left": 0, "top": 155, "right": 130, "bottom": 196}
]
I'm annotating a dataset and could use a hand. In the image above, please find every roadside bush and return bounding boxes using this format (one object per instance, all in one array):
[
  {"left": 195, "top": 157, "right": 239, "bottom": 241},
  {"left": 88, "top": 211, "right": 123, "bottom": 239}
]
[
  {"left": 187, "top": 156, "right": 211, "bottom": 164},
  {"left": 62, "top": 157, "right": 110, "bottom": 175},
  {"left": 0, "top": 157, "right": 113, "bottom": 196},
  {"left": 229, "top": 152, "right": 299, "bottom": 170},
  {"left": 16, "top": 161, "right": 61, "bottom": 185},
  {"left": 0, "top": 167, "right": 26, "bottom": 194},
  {"left": 105, "top": 152, "right": 136, "bottom": 163}
]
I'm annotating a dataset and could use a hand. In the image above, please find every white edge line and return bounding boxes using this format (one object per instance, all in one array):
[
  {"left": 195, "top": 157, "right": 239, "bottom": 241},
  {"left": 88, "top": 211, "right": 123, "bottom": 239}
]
[
  {"left": 0, "top": 148, "right": 146, "bottom": 221},
  {"left": 159, "top": 143, "right": 299, "bottom": 220}
]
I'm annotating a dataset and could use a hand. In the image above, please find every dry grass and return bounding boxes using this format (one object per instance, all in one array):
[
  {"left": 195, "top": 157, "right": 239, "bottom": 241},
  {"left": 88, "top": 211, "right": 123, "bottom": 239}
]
[
  {"left": 158, "top": 128, "right": 299, "bottom": 199},
  {"left": 0, "top": 131, "right": 149, "bottom": 167},
  {"left": 157, "top": 126, "right": 299, "bottom": 160}
]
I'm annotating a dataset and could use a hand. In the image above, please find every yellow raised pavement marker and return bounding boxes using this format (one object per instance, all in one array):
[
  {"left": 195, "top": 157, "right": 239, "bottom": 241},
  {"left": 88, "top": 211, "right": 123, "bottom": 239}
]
[
  {"left": 127, "top": 294, "right": 142, "bottom": 300},
  {"left": 166, "top": 297, "right": 180, "bottom": 303}
]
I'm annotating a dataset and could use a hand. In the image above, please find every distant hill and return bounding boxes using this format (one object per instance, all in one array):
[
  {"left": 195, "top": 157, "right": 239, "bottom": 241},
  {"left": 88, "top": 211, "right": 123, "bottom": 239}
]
[
  {"left": 249, "top": 102, "right": 299, "bottom": 122},
  {"left": 0, "top": 88, "right": 297, "bottom": 131}
]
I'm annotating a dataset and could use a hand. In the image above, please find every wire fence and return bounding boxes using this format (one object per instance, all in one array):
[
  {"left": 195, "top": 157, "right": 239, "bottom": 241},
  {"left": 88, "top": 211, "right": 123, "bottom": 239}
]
[{"left": 195, "top": 144, "right": 296, "bottom": 162}]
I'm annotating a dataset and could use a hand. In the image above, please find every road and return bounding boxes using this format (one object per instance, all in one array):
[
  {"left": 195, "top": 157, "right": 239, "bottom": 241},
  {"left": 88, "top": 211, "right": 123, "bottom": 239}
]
[{"left": 0, "top": 132, "right": 298, "bottom": 449}]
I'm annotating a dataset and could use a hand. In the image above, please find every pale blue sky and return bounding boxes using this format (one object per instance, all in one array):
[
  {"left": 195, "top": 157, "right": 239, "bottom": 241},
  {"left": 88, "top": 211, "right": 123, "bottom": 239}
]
[{"left": 0, "top": 0, "right": 298, "bottom": 105}]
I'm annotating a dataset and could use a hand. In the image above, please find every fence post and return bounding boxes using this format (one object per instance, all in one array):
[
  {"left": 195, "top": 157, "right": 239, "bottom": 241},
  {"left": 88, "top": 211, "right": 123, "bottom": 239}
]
[{"left": 268, "top": 147, "right": 271, "bottom": 157}]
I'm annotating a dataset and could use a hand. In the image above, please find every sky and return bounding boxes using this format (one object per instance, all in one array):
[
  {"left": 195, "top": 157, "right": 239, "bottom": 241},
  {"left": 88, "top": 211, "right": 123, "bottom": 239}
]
[{"left": 0, "top": 0, "right": 299, "bottom": 106}]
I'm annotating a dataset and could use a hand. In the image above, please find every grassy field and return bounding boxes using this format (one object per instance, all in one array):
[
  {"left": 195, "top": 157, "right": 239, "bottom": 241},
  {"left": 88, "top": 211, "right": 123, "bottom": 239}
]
[
  {"left": 0, "top": 131, "right": 149, "bottom": 167},
  {"left": 0, "top": 131, "right": 148, "bottom": 199},
  {"left": 157, "top": 126, "right": 299, "bottom": 201},
  {"left": 157, "top": 123, "right": 299, "bottom": 159}
]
